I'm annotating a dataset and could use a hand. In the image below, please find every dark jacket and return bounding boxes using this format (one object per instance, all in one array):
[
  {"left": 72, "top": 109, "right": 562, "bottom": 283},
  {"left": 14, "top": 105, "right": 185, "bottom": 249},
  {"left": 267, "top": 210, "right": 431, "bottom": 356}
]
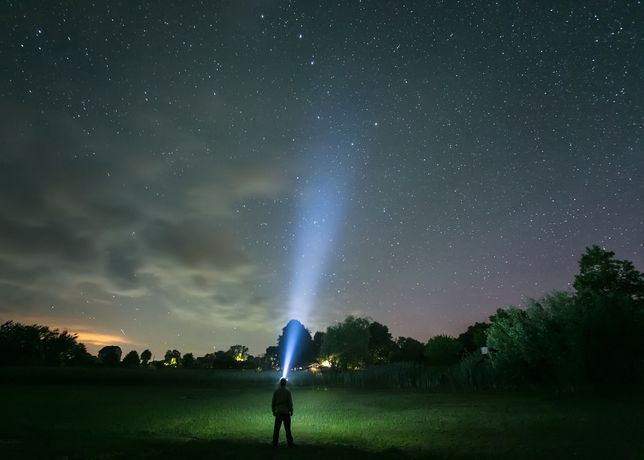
[{"left": 272, "top": 386, "right": 293, "bottom": 415}]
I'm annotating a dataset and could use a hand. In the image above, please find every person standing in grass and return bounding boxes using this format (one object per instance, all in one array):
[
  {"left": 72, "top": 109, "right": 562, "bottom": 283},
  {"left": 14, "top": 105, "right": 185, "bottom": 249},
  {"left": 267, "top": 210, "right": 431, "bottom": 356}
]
[{"left": 272, "top": 377, "right": 295, "bottom": 447}]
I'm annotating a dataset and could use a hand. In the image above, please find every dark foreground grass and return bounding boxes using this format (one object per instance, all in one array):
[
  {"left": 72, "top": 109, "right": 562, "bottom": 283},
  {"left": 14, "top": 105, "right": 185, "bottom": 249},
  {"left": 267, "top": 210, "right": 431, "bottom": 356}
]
[{"left": 2, "top": 380, "right": 643, "bottom": 459}]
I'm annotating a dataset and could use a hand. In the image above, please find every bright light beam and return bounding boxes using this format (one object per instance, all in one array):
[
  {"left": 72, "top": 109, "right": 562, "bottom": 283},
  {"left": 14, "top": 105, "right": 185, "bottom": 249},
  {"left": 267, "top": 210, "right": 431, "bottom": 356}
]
[{"left": 281, "top": 171, "right": 346, "bottom": 378}]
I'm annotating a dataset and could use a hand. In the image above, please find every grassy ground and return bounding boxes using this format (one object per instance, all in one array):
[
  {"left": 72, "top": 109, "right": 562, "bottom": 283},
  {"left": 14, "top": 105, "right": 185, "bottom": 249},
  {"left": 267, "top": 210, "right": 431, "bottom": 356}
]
[{"left": 2, "top": 378, "right": 643, "bottom": 459}]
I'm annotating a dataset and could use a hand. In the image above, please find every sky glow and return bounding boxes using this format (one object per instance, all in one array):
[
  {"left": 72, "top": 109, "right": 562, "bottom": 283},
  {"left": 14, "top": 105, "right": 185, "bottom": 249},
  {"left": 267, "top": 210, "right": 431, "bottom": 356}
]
[{"left": 1, "top": 2, "right": 642, "bottom": 358}]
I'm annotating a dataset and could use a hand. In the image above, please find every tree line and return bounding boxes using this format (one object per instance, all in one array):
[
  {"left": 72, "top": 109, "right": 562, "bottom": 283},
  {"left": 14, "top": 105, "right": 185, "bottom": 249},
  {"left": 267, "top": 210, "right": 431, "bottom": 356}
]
[{"left": 1, "top": 246, "right": 642, "bottom": 389}]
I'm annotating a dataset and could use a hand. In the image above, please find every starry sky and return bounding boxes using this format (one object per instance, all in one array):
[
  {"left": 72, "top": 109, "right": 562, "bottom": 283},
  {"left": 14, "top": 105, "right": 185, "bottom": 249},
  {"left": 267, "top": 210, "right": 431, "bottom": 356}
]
[{"left": 1, "top": 1, "right": 642, "bottom": 357}]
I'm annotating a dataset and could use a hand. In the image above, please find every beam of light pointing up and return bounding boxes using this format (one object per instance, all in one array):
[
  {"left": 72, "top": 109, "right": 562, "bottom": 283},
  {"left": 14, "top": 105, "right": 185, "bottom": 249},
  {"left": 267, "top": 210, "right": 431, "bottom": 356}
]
[{"left": 281, "top": 170, "right": 347, "bottom": 379}]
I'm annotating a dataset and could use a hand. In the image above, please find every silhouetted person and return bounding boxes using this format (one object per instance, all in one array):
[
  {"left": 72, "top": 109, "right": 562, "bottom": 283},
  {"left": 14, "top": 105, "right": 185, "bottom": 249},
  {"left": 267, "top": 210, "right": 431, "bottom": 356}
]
[{"left": 272, "top": 377, "right": 295, "bottom": 447}]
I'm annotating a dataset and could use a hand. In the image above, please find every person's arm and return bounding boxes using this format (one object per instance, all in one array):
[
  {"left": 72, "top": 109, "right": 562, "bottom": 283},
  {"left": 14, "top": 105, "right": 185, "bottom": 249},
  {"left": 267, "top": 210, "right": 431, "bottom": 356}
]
[
  {"left": 272, "top": 392, "right": 276, "bottom": 415},
  {"left": 288, "top": 391, "right": 293, "bottom": 415}
]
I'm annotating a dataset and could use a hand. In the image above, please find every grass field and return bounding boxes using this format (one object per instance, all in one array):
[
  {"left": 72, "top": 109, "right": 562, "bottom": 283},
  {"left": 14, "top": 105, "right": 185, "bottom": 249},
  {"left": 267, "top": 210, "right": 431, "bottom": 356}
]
[{"left": 2, "top": 371, "right": 643, "bottom": 459}]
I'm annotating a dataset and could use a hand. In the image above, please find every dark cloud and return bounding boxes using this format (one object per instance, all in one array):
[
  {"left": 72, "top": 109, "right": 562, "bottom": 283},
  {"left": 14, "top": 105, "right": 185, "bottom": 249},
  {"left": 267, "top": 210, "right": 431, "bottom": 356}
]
[
  {"left": 86, "top": 202, "right": 141, "bottom": 229},
  {"left": 0, "top": 283, "right": 38, "bottom": 312},
  {"left": 0, "top": 258, "right": 51, "bottom": 286},
  {"left": 144, "top": 219, "right": 248, "bottom": 270},
  {"left": 105, "top": 243, "right": 142, "bottom": 290},
  {"left": 0, "top": 216, "right": 96, "bottom": 263}
]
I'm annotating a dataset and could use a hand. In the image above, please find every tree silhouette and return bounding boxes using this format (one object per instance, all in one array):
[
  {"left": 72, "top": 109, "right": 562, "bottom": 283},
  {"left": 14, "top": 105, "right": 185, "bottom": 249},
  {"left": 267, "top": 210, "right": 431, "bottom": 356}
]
[
  {"left": 573, "top": 246, "right": 644, "bottom": 384},
  {"left": 311, "top": 331, "right": 325, "bottom": 362},
  {"left": 424, "top": 335, "right": 465, "bottom": 366},
  {"left": 122, "top": 350, "right": 140, "bottom": 367},
  {"left": 182, "top": 352, "right": 195, "bottom": 368},
  {"left": 0, "top": 321, "right": 92, "bottom": 366},
  {"left": 213, "top": 350, "right": 234, "bottom": 369},
  {"left": 98, "top": 346, "right": 122, "bottom": 366},
  {"left": 390, "top": 337, "right": 424, "bottom": 363},
  {"left": 574, "top": 245, "right": 644, "bottom": 300},
  {"left": 368, "top": 321, "right": 396, "bottom": 364},
  {"left": 457, "top": 322, "right": 489, "bottom": 353},
  {"left": 140, "top": 349, "right": 152, "bottom": 365},
  {"left": 264, "top": 345, "right": 279, "bottom": 370}
]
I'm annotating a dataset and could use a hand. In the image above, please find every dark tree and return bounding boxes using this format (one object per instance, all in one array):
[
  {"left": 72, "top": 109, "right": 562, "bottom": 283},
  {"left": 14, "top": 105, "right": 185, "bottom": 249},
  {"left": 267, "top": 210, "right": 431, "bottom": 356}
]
[
  {"left": 457, "top": 322, "right": 490, "bottom": 353},
  {"left": 182, "top": 352, "right": 195, "bottom": 368},
  {"left": 98, "top": 346, "right": 122, "bottom": 366},
  {"left": 0, "top": 321, "right": 92, "bottom": 366},
  {"left": 277, "top": 319, "right": 314, "bottom": 369},
  {"left": 311, "top": 331, "right": 325, "bottom": 361},
  {"left": 264, "top": 345, "right": 279, "bottom": 370},
  {"left": 572, "top": 246, "right": 644, "bottom": 384},
  {"left": 122, "top": 350, "right": 140, "bottom": 367},
  {"left": 368, "top": 321, "right": 396, "bottom": 364},
  {"left": 390, "top": 337, "right": 424, "bottom": 363},
  {"left": 424, "top": 335, "right": 465, "bottom": 366},
  {"left": 140, "top": 349, "right": 152, "bottom": 365},
  {"left": 321, "top": 316, "right": 370, "bottom": 369},
  {"left": 574, "top": 245, "right": 644, "bottom": 300},
  {"left": 196, "top": 353, "right": 215, "bottom": 369},
  {"left": 213, "top": 350, "right": 234, "bottom": 369}
]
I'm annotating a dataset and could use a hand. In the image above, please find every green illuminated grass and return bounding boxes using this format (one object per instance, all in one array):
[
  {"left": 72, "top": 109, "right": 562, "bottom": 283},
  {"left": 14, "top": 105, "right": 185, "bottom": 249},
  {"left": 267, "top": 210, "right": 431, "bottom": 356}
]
[{"left": 1, "top": 375, "right": 643, "bottom": 459}]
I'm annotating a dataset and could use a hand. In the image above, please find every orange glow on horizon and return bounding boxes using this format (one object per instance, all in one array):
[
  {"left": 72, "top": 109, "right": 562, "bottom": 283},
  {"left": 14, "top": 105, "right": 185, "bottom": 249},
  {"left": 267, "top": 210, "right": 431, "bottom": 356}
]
[
  {"left": 2, "top": 314, "right": 136, "bottom": 354},
  {"left": 75, "top": 331, "right": 133, "bottom": 347}
]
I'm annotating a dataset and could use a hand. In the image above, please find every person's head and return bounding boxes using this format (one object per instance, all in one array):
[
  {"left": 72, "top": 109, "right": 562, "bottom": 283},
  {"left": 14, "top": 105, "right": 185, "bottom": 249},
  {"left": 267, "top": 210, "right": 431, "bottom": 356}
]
[{"left": 279, "top": 377, "right": 287, "bottom": 387}]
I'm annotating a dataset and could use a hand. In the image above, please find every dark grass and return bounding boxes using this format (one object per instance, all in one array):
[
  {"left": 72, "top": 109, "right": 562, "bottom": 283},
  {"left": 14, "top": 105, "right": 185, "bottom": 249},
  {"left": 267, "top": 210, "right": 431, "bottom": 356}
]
[{"left": 1, "top": 369, "right": 643, "bottom": 459}]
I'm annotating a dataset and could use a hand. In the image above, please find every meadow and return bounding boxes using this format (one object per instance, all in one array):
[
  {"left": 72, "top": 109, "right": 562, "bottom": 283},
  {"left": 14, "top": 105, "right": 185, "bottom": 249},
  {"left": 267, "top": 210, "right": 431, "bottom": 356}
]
[{"left": 2, "top": 368, "right": 643, "bottom": 459}]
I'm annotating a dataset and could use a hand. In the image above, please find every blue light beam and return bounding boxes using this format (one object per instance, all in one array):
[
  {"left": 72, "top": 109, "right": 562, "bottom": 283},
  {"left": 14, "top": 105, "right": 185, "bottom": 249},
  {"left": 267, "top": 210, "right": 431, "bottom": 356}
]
[{"left": 281, "top": 172, "right": 346, "bottom": 378}]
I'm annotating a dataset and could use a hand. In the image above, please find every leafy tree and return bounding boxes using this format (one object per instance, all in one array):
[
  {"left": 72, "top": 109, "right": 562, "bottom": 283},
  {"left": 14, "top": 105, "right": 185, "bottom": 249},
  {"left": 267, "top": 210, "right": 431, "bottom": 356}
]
[
  {"left": 182, "top": 352, "right": 195, "bottom": 368},
  {"left": 321, "top": 316, "right": 370, "bottom": 369},
  {"left": 311, "top": 331, "right": 325, "bottom": 361},
  {"left": 196, "top": 352, "right": 215, "bottom": 368},
  {"left": 212, "top": 350, "right": 234, "bottom": 369},
  {"left": 572, "top": 246, "right": 644, "bottom": 384},
  {"left": 122, "top": 350, "right": 140, "bottom": 367},
  {"left": 0, "top": 321, "right": 92, "bottom": 366},
  {"left": 164, "top": 349, "right": 181, "bottom": 367},
  {"left": 140, "top": 349, "right": 152, "bottom": 365},
  {"left": 424, "top": 335, "right": 465, "bottom": 366},
  {"left": 486, "top": 292, "right": 579, "bottom": 386},
  {"left": 263, "top": 345, "right": 279, "bottom": 370},
  {"left": 277, "top": 319, "right": 314, "bottom": 369},
  {"left": 227, "top": 345, "right": 249, "bottom": 363},
  {"left": 574, "top": 245, "right": 644, "bottom": 300},
  {"left": 457, "top": 322, "right": 489, "bottom": 353},
  {"left": 368, "top": 321, "right": 396, "bottom": 364},
  {"left": 390, "top": 337, "right": 425, "bottom": 363},
  {"left": 98, "top": 346, "right": 122, "bottom": 366}
]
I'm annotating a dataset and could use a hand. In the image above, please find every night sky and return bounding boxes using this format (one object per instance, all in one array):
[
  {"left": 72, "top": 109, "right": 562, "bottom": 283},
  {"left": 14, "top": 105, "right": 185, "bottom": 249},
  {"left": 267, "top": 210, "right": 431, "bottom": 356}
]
[{"left": 1, "top": 1, "right": 642, "bottom": 357}]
